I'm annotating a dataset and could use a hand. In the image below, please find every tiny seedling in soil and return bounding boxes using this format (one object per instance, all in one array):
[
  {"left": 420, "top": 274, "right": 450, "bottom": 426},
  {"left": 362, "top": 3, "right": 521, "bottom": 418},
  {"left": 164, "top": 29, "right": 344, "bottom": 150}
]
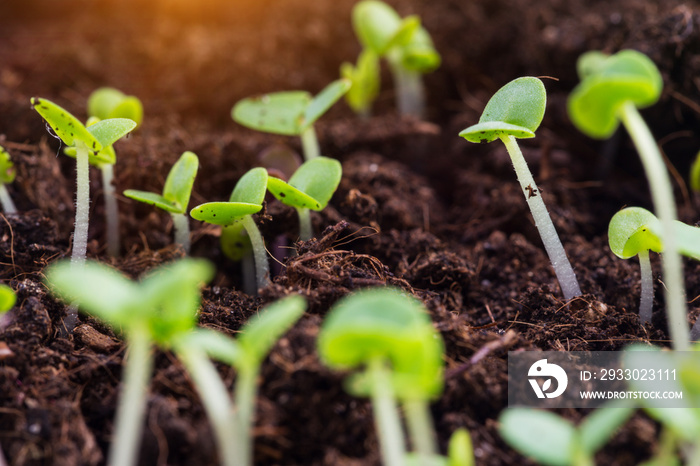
[
  {"left": 124, "top": 151, "right": 199, "bottom": 254},
  {"left": 267, "top": 156, "right": 342, "bottom": 241},
  {"left": 0, "top": 145, "right": 17, "bottom": 214},
  {"left": 0, "top": 283, "right": 16, "bottom": 314},
  {"left": 352, "top": 0, "right": 441, "bottom": 118},
  {"left": 341, "top": 48, "right": 381, "bottom": 119},
  {"left": 499, "top": 401, "right": 634, "bottom": 466},
  {"left": 45, "top": 258, "right": 215, "bottom": 466},
  {"left": 318, "top": 287, "right": 445, "bottom": 466},
  {"left": 569, "top": 49, "right": 689, "bottom": 349},
  {"left": 190, "top": 167, "right": 270, "bottom": 294},
  {"left": 232, "top": 78, "right": 351, "bottom": 161},
  {"left": 88, "top": 87, "right": 143, "bottom": 126},
  {"left": 30, "top": 97, "right": 136, "bottom": 266},
  {"left": 609, "top": 207, "right": 700, "bottom": 334},
  {"left": 458, "top": 77, "right": 582, "bottom": 301}
]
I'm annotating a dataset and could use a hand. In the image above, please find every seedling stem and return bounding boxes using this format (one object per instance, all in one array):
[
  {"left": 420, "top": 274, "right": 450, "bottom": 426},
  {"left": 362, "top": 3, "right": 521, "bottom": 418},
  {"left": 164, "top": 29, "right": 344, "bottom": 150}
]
[
  {"left": 171, "top": 213, "right": 191, "bottom": 254},
  {"left": 100, "top": 164, "right": 120, "bottom": 257},
  {"left": 234, "top": 365, "right": 259, "bottom": 466},
  {"left": 388, "top": 56, "right": 425, "bottom": 118},
  {"left": 638, "top": 249, "right": 653, "bottom": 324},
  {"left": 240, "top": 215, "right": 271, "bottom": 294},
  {"left": 368, "top": 358, "right": 407, "bottom": 466},
  {"left": 297, "top": 207, "right": 312, "bottom": 241},
  {"left": 403, "top": 399, "right": 438, "bottom": 463},
  {"left": 73, "top": 142, "right": 91, "bottom": 266},
  {"left": 0, "top": 185, "right": 16, "bottom": 214},
  {"left": 500, "top": 135, "right": 582, "bottom": 300},
  {"left": 618, "top": 101, "right": 689, "bottom": 349},
  {"left": 300, "top": 126, "right": 320, "bottom": 161}
]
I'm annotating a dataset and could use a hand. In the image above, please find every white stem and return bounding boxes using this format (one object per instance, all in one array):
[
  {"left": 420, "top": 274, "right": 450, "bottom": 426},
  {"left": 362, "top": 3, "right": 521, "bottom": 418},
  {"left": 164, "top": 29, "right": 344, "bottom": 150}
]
[
  {"left": 403, "top": 400, "right": 437, "bottom": 465},
  {"left": 72, "top": 143, "right": 91, "bottom": 266},
  {"left": 368, "top": 358, "right": 407, "bottom": 466},
  {"left": 300, "top": 126, "right": 320, "bottom": 161},
  {"left": 0, "top": 184, "right": 16, "bottom": 214},
  {"left": 101, "top": 164, "right": 120, "bottom": 257},
  {"left": 500, "top": 135, "right": 582, "bottom": 301},
  {"left": 170, "top": 213, "right": 190, "bottom": 254},
  {"left": 638, "top": 250, "right": 654, "bottom": 324},
  {"left": 108, "top": 327, "right": 153, "bottom": 466},
  {"left": 176, "top": 344, "right": 240, "bottom": 466},
  {"left": 234, "top": 366, "right": 259, "bottom": 466},
  {"left": 619, "top": 102, "right": 690, "bottom": 349},
  {"left": 388, "top": 57, "right": 425, "bottom": 119},
  {"left": 241, "top": 215, "right": 270, "bottom": 292},
  {"left": 296, "top": 207, "right": 313, "bottom": 241}
]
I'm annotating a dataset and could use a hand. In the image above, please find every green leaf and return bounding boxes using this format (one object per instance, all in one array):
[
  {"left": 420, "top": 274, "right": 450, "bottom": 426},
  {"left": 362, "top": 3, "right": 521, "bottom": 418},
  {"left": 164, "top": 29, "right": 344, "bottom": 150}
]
[
  {"left": 578, "top": 401, "right": 635, "bottom": 456},
  {"left": 232, "top": 91, "right": 310, "bottom": 136},
  {"left": 268, "top": 157, "right": 342, "bottom": 211},
  {"left": 459, "top": 77, "right": 546, "bottom": 143},
  {"left": 0, "top": 146, "right": 16, "bottom": 184},
  {"left": 86, "top": 118, "right": 136, "bottom": 149},
  {"left": 31, "top": 97, "right": 100, "bottom": 150},
  {"left": 238, "top": 295, "right": 306, "bottom": 367},
  {"left": 672, "top": 221, "right": 700, "bottom": 261},
  {"left": 181, "top": 327, "right": 243, "bottom": 367},
  {"left": 64, "top": 118, "right": 117, "bottom": 167},
  {"left": 221, "top": 222, "right": 253, "bottom": 261},
  {"left": 499, "top": 408, "right": 575, "bottom": 466},
  {"left": 353, "top": 0, "right": 403, "bottom": 55},
  {"left": 386, "top": 15, "right": 421, "bottom": 51},
  {"left": 302, "top": 79, "right": 352, "bottom": 131},
  {"left": 448, "top": 428, "right": 475, "bottom": 466},
  {"left": 568, "top": 50, "right": 662, "bottom": 139},
  {"left": 44, "top": 260, "right": 140, "bottom": 327},
  {"left": 190, "top": 202, "right": 262, "bottom": 226},
  {"left": 88, "top": 87, "right": 144, "bottom": 126},
  {"left": 124, "top": 190, "right": 181, "bottom": 213},
  {"left": 229, "top": 167, "right": 268, "bottom": 205},
  {"left": 690, "top": 151, "right": 700, "bottom": 192},
  {"left": 398, "top": 26, "right": 441, "bottom": 73},
  {"left": 608, "top": 207, "right": 663, "bottom": 259},
  {"left": 0, "top": 284, "right": 16, "bottom": 313},
  {"left": 342, "top": 49, "right": 381, "bottom": 115},
  {"left": 162, "top": 151, "right": 199, "bottom": 212},
  {"left": 267, "top": 177, "right": 322, "bottom": 210}
]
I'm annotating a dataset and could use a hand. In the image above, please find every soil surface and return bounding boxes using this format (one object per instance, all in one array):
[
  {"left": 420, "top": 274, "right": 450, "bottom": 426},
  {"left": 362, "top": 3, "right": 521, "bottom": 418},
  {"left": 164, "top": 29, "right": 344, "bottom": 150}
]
[{"left": 1, "top": 0, "right": 700, "bottom": 465}]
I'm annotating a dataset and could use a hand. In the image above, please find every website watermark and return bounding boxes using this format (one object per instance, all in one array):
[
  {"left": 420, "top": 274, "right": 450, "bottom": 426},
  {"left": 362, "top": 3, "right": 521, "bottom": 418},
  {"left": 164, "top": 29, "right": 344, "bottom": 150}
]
[{"left": 508, "top": 351, "right": 697, "bottom": 408}]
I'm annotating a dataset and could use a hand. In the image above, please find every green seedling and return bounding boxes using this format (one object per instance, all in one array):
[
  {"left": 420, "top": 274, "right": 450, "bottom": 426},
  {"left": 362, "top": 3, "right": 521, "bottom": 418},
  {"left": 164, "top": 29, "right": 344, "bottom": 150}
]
[
  {"left": 31, "top": 97, "right": 136, "bottom": 265},
  {"left": 569, "top": 49, "right": 689, "bottom": 349},
  {"left": 0, "top": 283, "right": 16, "bottom": 314},
  {"left": 124, "top": 151, "right": 199, "bottom": 254},
  {"left": 190, "top": 167, "right": 270, "bottom": 293},
  {"left": 267, "top": 156, "right": 342, "bottom": 241},
  {"left": 319, "top": 287, "right": 445, "bottom": 466},
  {"left": 499, "top": 402, "right": 634, "bottom": 466},
  {"left": 352, "top": 0, "right": 441, "bottom": 118},
  {"left": 232, "top": 78, "right": 351, "bottom": 162},
  {"left": 690, "top": 150, "right": 700, "bottom": 193},
  {"left": 341, "top": 49, "right": 381, "bottom": 118},
  {"left": 458, "top": 77, "right": 582, "bottom": 301},
  {"left": 0, "top": 145, "right": 17, "bottom": 214},
  {"left": 45, "top": 258, "right": 215, "bottom": 466},
  {"left": 88, "top": 87, "right": 143, "bottom": 127}
]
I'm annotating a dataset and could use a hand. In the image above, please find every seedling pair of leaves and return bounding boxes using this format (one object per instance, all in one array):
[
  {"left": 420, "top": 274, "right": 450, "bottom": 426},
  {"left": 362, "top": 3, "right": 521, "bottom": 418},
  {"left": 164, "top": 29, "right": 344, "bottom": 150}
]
[
  {"left": 319, "top": 287, "right": 446, "bottom": 466},
  {"left": 569, "top": 49, "right": 690, "bottom": 349},
  {"left": 232, "top": 79, "right": 351, "bottom": 161},
  {"left": 458, "top": 77, "right": 582, "bottom": 301},
  {"left": 31, "top": 97, "right": 136, "bottom": 267},
  {"left": 124, "top": 151, "right": 199, "bottom": 254},
  {"left": 350, "top": 0, "right": 441, "bottom": 118},
  {"left": 88, "top": 87, "right": 144, "bottom": 126},
  {"left": 0, "top": 145, "right": 17, "bottom": 214}
]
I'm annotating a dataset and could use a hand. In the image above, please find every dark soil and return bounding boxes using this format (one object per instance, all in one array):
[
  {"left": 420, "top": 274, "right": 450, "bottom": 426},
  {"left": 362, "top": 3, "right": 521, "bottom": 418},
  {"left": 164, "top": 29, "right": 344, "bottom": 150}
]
[{"left": 1, "top": 0, "right": 700, "bottom": 465}]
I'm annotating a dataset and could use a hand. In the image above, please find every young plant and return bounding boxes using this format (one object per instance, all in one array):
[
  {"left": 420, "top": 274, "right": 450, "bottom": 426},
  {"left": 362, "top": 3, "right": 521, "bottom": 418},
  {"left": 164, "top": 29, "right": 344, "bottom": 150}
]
[
  {"left": 231, "top": 78, "right": 351, "bottom": 162},
  {"left": 499, "top": 402, "right": 634, "bottom": 466},
  {"left": 341, "top": 49, "right": 381, "bottom": 119},
  {"left": 690, "top": 150, "right": 700, "bottom": 193},
  {"left": 31, "top": 97, "right": 136, "bottom": 265},
  {"left": 267, "top": 156, "right": 342, "bottom": 241},
  {"left": 45, "top": 258, "right": 215, "bottom": 466},
  {"left": 352, "top": 0, "right": 441, "bottom": 118},
  {"left": 0, "top": 145, "right": 17, "bottom": 214},
  {"left": 0, "top": 283, "right": 16, "bottom": 314},
  {"left": 568, "top": 49, "right": 689, "bottom": 349},
  {"left": 318, "top": 287, "right": 445, "bottom": 466},
  {"left": 458, "top": 77, "right": 582, "bottom": 301},
  {"left": 190, "top": 167, "right": 270, "bottom": 293},
  {"left": 124, "top": 151, "right": 199, "bottom": 253},
  {"left": 88, "top": 87, "right": 143, "bottom": 126}
]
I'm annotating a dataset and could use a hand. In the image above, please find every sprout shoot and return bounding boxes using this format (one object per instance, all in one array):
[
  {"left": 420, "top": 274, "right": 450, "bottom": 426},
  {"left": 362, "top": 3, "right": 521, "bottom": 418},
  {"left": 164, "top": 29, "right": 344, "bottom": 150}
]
[
  {"left": 124, "top": 151, "right": 199, "bottom": 253},
  {"left": 568, "top": 49, "right": 689, "bottom": 349},
  {"left": 0, "top": 283, "right": 16, "bottom": 314},
  {"left": 0, "top": 145, "right": 17, "bottom": 214},
  {"left": 88, "top": 87, "right": 143, "bottom": 126},
  {"left": 458, "top": 77, "right": 582, "bottom": 301},
  {"left": 232, "top": 79, "right": 351, "bottom": 161},
  {"left": 267, "top": 156, "right": 342, "bottom": 241},
  {"left": 341, "top": 49, "right": 381, "bottom": 119}
]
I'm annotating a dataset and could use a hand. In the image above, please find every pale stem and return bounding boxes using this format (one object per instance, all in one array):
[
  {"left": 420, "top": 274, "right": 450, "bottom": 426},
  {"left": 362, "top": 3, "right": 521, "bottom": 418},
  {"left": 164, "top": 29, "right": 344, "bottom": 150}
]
[
  {"left": 388, "top": 57, "right": 426, "bottom": 119},
  {"left": 101, "top": 164, "right": 120, "bottom": 257},
  {"left": 618, "top": 102, "right": 690, "bottom": 349},
  {"left": 0, "top": 184, "right": 17, "bottom": 214},
  {"left": 368, "top": 358, "right": 407, "bottom": 466},
  {"left": 300, "top": 126, "right": 320, "bottom": 161},
  {"left": 170, "top": 212, "right": 191, "bottom": 254},
  {"left": 240, "top": 215, "right": 270, "bottom": 291},
  {"left": 638, "top": 250, "right": 654, "bottom": 324},
  {"left": 108, "top": 326, "right": 153, "bottom": 466},
  {"left": 176, "top": 344, "right": 241, "bottom": 466},
  {"left": 296, "top": 207, "right": 313, "bottom": 242},
  {"left": 403, "top": 399, "right": 438, "bottom": 465},
  {"left": 241, "top": 251, "right": 257, "bottom": 296},
  {"left": 499, "top": 135, "right": 582, "bottom": 301},
  {"left": 234, "top": 365, "right": 259, "bottom": 466},
  {"left": 72, "top": 143, "right": 91, "bottom": 266}
]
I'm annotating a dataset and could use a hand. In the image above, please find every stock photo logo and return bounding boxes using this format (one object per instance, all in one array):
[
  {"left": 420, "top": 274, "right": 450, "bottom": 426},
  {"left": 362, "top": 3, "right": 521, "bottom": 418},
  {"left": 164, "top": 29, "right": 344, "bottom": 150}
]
[{"left": 528, "top": 359, "right": 568, "bottom": 399}]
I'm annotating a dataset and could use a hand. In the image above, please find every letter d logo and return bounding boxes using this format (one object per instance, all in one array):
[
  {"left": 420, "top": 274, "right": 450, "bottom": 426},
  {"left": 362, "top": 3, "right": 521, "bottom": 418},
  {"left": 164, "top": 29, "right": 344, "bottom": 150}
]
[{"left": 528, "top": 359, "right": 568, "bottom": 399}]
